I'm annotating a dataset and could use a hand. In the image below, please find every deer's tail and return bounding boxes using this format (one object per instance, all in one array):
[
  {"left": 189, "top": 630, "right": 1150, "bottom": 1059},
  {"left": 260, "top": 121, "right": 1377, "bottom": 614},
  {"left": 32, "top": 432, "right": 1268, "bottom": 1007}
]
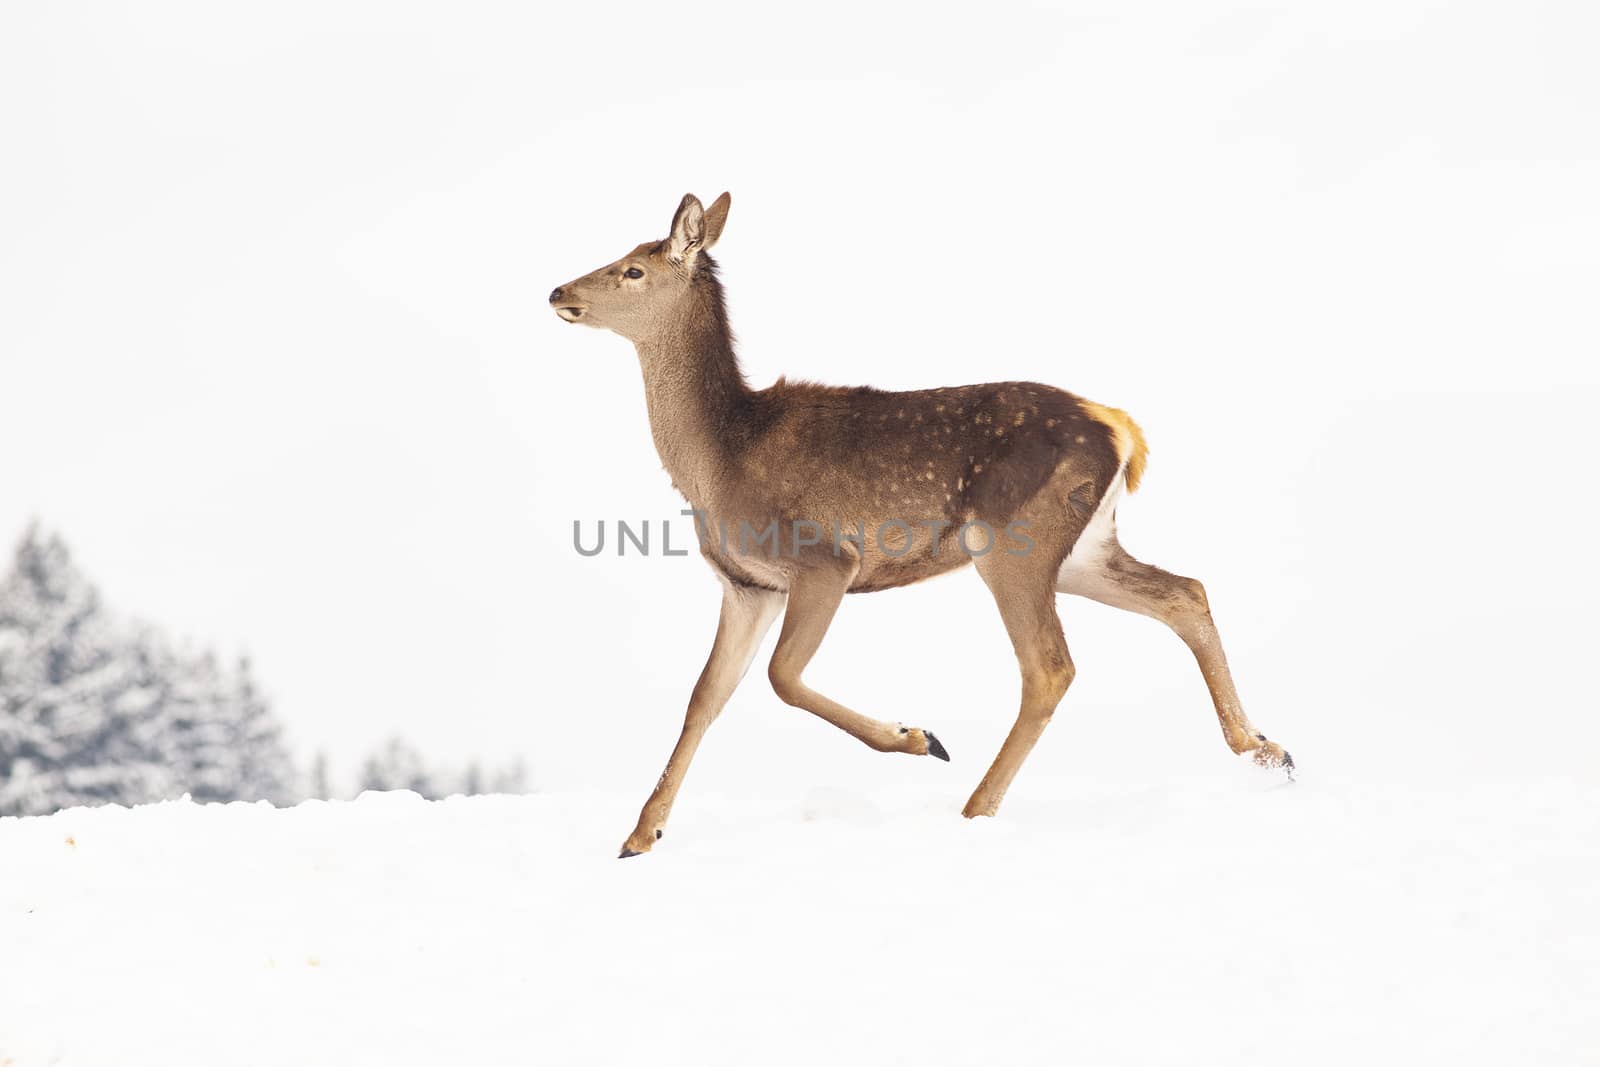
[{"left": 1078, "top": 400, "right": 1149, "bottom": 493}]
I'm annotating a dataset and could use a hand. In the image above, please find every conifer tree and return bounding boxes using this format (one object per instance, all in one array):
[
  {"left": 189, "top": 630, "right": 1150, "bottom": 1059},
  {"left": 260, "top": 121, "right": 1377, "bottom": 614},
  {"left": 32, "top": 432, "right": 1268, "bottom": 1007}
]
[
  {"left": 0, "top": 527, "right": 176, "bottom": 815},
  {"left": 1, "top": 525, "right": 300, "bottom": 815}
]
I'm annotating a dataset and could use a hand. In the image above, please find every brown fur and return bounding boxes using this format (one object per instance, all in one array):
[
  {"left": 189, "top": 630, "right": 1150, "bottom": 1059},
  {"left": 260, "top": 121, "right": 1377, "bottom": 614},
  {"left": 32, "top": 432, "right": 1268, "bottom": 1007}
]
[{"left": 550, "top": 193, "right": 1291, "bottom": 857}]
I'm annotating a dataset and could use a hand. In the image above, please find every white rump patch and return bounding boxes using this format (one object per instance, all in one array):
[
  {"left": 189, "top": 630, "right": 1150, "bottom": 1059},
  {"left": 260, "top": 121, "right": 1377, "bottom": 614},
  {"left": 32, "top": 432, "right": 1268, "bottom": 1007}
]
[{"left": 1056, "top": 462, "right": 1124, "bottom": 585}]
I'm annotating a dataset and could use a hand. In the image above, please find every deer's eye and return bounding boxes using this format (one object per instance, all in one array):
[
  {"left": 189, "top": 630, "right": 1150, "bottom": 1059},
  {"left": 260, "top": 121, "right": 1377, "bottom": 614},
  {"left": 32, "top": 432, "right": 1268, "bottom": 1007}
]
[{"left": 624, "top": 267, "right": 644, "bottom": 279}]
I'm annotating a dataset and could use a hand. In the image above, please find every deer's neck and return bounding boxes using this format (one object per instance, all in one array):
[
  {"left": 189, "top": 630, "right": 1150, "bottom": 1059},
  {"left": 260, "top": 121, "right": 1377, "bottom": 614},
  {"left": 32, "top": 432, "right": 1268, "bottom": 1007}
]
[{"left": 632, "top": 283, "right": 751, "bottom": 508}]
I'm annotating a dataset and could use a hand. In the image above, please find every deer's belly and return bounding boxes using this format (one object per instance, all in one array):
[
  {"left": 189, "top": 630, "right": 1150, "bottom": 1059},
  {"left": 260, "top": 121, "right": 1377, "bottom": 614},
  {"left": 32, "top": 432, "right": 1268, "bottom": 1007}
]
[
  {"left": 696, "top": 518, "right": 978, "bottom": 594},
  {"left": 850, "top": 543, "right": 974, "bottom": 593}
]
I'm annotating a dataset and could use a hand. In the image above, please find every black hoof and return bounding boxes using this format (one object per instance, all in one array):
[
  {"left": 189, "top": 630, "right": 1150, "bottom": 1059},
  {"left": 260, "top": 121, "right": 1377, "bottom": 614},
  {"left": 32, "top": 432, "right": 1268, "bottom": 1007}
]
[
  {"left": 925, "top": 731, "right": 950, "bottom": 762},
  {"left": 618, "top": 848, "right": 642, "bottom": 859}
]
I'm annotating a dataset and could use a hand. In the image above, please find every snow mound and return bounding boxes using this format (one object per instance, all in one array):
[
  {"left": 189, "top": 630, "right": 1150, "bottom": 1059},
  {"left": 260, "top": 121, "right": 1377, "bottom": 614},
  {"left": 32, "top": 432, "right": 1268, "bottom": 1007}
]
[{"left": 2, "top": 776, "right": 1595, "bottom": 1066}]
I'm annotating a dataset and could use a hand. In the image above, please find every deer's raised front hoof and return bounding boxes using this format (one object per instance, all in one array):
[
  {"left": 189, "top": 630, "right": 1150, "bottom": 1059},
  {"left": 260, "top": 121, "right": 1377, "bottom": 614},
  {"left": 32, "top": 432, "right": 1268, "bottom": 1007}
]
[{"left": 897, "top": 725, "right": 950, "bottom": 760}]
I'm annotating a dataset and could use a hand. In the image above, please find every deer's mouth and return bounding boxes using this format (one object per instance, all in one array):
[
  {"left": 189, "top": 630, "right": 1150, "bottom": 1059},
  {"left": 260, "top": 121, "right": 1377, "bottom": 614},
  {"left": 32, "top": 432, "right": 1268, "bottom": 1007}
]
[{"left": 554, "top": 306, "right": 586, "bottom": 322}]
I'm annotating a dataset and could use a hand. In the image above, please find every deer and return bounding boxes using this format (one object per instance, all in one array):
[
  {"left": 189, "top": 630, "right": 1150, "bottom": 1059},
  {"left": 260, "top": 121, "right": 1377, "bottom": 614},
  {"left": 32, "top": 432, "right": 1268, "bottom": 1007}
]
[{"left": 549, "top": 192, "right": 1293, "bottom": 858}]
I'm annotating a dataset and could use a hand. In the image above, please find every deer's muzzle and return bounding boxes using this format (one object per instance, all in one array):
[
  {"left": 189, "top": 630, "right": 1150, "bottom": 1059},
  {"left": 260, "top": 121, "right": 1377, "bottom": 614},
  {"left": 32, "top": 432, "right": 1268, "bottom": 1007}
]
[{"left": 549, "top": 285, "right": 587, "bottom": 322}]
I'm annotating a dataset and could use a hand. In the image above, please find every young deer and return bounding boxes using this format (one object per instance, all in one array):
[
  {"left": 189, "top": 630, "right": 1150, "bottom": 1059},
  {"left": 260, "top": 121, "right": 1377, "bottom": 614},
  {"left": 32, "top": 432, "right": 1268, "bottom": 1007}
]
[{"left": 550, "top": 193, "right": 1292, "bottom": 857}]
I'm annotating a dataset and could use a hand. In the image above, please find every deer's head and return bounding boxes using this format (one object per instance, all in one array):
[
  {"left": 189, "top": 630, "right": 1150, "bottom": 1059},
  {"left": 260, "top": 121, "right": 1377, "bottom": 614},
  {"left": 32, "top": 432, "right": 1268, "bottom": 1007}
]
[{"left": 549, "top": 192, "right": 731, "bottom": 342}]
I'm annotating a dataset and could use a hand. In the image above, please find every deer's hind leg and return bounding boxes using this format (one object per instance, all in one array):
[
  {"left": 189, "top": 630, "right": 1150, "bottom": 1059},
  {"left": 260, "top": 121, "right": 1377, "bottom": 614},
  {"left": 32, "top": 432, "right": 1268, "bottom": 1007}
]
[
  {"left": 961, "top": 459, "right": 1117, "bottom": 817},
  {"left": 1056, "top": 539, "right": 1292, "bottom": 772},
  {"left": 767, "top": 552, "right": 950, "bottom": 761}
]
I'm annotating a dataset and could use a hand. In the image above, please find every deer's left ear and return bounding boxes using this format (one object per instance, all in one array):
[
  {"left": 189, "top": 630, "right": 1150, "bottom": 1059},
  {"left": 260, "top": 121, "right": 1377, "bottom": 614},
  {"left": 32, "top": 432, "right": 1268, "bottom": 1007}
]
[
  {"left": 667, "top": 193, "right": 706, "bottom": 262},
  {"left": 702, "top": 192, "right": 731, "bottom": 250}
]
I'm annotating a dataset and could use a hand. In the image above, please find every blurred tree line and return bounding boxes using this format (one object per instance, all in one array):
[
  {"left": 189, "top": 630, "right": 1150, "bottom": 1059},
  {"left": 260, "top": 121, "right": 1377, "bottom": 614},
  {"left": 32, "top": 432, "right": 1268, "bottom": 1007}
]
[{"left": 0, "top": 525, "right": 527, "bottom": 818}]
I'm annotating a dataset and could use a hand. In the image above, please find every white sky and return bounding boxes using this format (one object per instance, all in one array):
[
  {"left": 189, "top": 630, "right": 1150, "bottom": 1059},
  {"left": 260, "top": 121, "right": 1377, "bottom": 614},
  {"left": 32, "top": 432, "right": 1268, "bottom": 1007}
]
[{"left": 3, "top": 1, "right": 1597, "bottom": 796}]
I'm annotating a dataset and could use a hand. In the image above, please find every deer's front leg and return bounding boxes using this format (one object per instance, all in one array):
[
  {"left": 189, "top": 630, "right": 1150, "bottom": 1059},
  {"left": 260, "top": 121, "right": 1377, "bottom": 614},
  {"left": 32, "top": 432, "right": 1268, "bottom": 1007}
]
[
  {"left": 766, "top": 554, "right": 951, "bottom": 761},
  {"left": 619, "top": 579, "right": 784, "bottom": 858}
]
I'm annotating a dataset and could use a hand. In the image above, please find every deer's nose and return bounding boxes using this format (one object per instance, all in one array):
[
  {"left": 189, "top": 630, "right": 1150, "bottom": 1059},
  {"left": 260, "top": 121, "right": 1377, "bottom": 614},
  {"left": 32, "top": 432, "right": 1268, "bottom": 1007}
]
[{"left": 549, "top": 287, "right": 565, "bottom": 304}]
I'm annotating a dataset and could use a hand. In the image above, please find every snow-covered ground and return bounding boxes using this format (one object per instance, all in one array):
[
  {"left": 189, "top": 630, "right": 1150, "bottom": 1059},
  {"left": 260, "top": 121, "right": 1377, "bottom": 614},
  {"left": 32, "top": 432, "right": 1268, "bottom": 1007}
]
[{"left": 3, "top": 770, "right": 1594, "bottom": 1066}]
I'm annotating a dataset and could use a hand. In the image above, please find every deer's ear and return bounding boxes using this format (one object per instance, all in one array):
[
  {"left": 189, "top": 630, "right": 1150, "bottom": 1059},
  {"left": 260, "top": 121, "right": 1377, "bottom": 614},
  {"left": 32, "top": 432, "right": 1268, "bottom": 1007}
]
[
  {"left": 667, "top": 193, "right": 706, "bottom": 262},
  {"left": 702, "top": 192, "right": 731, "bottom": 250}
]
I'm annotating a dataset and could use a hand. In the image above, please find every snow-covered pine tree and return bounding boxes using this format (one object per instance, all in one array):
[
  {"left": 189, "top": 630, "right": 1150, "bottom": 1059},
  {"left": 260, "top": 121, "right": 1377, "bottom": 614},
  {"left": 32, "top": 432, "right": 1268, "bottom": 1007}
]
[
  {"left": 307, "top": 749, "right": 334, "bottom": 800},
  {"left": 354, "top": 738, "right": 529, "bottom": 799},
  {"left": 226, "top": 656, "right": 293, "bottom": 804},
  {"left": 0, "top": 526, "right": 178, "bottom": 815},
  {"left": 358, "top": 736, "right": 440, "bottom": 797},
  {"left": 488, "top": 755, "right": 529, "bottom": 795},
  {"left": 126, "top": 637, "right": 296, "bottom": 805},
  {"left": 2, "top": 525, "right": 304, "bottom": 815},
  {"left": 158, "top": 645, "right": 239, "bottom": 804}
]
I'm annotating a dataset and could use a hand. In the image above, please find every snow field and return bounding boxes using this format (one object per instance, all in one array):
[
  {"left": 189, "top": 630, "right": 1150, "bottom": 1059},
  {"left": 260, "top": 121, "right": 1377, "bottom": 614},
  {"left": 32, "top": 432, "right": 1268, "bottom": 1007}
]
[{"left": 2, "top": 770, "right": 1595, "bottom": 1066}]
